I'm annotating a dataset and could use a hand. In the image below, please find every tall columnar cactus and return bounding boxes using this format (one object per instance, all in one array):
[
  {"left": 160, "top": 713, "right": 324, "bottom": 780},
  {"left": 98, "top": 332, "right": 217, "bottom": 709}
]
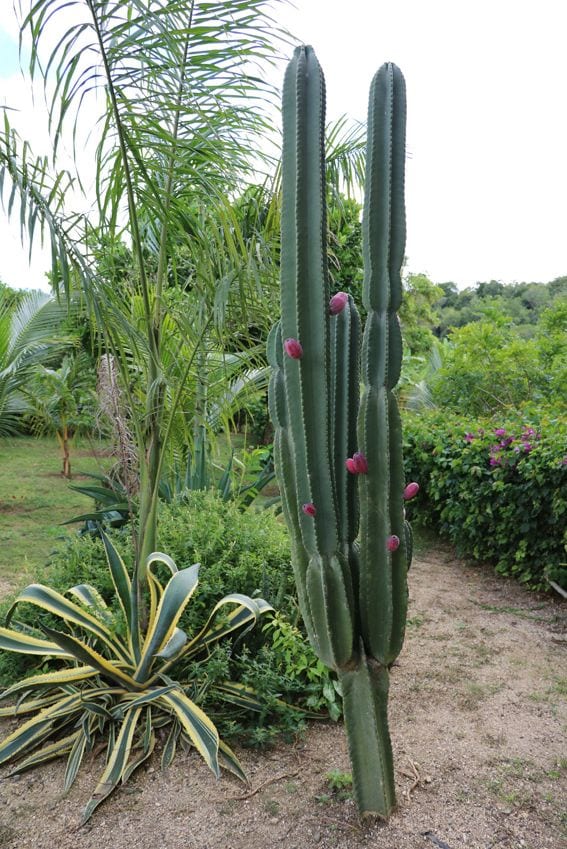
[{"left": 267, "top": 45, "right": 413, "bottom": 818}]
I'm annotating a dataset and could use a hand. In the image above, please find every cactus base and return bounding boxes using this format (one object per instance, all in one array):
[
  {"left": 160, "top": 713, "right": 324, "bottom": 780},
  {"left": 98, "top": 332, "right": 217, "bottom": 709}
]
[{"left": 338, "top": 645, "right": 396, "bottom": 818}]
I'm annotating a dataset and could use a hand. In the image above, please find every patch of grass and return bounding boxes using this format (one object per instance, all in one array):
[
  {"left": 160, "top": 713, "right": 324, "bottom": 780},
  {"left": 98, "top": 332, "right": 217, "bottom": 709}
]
[
  {"left": 262, "top": 799, "right": 280, "bottom": 816},
  {"left": 475, "top": 602, "right": 549, "bottom": 622},
  {"left": 459, "top": 682, "right": 502, "bottom": 710},
  {"left": 0, "top": 436, "right": 111, "bottom": 589},
  {"left": 406, "top": 614, "right": 425, "bottom": 629}
]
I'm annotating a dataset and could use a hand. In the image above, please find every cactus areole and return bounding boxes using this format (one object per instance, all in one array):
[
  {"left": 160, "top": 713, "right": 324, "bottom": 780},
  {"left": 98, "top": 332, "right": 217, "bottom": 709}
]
[{"left": 267, "top": 45, "right": 412, "bottom": 819}]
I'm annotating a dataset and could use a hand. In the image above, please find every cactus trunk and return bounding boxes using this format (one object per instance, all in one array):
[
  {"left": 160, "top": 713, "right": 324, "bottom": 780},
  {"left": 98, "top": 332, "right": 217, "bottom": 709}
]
[{"left": 269, "top": 45, "right": 410, "bottom": 819}]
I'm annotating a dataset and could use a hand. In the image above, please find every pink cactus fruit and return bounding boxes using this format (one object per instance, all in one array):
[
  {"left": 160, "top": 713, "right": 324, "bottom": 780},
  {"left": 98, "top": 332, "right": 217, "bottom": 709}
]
[
  {"left": 352, "top": 452, "right": 368, "bottom": 474},
  {"left": 386, "top": 534, "right": 400, "bottom": 552},
  {"left": 403, "top": 482, "right": 419, "bottom": 500},
  {"left": 345, "top": 458, "right": 358, "bottom": 474},
  {"left": 302, "top": 502, "right": 317, "bottom": 517},
  {"left": 283, "top": 338, "right": 303, "bottom": 359},
  {"left": 329, "top": 291, "right": 349, "bottom": 315}
]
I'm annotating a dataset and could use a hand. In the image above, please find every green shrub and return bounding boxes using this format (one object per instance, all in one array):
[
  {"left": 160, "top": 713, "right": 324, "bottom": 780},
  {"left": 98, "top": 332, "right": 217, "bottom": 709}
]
[{"left": 403, "top": 408, "right": 566, "bottom": 589}]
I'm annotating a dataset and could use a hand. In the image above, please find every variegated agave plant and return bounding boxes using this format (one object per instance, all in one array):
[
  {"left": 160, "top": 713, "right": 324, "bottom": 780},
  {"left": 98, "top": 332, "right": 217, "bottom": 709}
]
[{"left": 0, "top": 532, "right": 272, "bottom": 823}]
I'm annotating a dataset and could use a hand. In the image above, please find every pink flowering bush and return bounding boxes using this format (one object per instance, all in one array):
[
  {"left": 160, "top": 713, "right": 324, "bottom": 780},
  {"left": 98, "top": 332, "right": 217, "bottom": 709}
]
[{"left": 403, "top": 408, "right": 566, "bottom": 590}]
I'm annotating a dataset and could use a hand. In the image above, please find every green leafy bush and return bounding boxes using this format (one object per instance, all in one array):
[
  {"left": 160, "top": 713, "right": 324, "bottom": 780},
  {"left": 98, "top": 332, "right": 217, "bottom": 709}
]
[
  {"left": 0, "top": 493, "right": 294, "bottom": 685},
  {"left": 429, "top": 310, "right": 567, "bottom": 416},
  {"left": 403, "top": 408, "right": 566, "bottom": 589}
]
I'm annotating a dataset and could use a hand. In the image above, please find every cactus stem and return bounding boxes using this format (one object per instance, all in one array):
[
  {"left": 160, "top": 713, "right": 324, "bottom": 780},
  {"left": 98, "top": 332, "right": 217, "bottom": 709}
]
[{"left": 338, "top": 645, "right": 396, "bottom": 818}]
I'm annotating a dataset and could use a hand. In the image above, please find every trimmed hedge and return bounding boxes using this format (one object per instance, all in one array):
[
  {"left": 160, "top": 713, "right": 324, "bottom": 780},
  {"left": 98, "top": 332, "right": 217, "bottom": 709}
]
[{"left": 403, "top": 408, "right": 567, "bottom": 590}]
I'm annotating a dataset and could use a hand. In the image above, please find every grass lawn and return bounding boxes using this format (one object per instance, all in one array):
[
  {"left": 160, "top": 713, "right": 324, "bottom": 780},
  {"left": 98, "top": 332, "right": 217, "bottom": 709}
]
[{"left": 0, "top": 436, "right": 111, "bottom": 590}]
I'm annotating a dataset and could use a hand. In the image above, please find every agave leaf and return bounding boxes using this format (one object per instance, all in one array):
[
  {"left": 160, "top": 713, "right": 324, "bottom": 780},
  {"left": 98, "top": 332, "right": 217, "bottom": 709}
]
[
  {"left": 154, "top": 627, "right": 187, "bottom": 660},
  {"left": 0, "top": 693, "right": 63, "bottom": 717},
  {"left": 81, "top": 706, "right": 143, "bottom": 824},
  {"left": 66, "top": 584, "right": 113, "bottom": 623},
  {"left": 6, "top": 584, "right": 131, "bottom": 664},
  {"left": 64, "top": 729, "right": 88, "bottom": 791},
  {"left": 40, "top": 624, "right": 139, "bottom": 691},
  {"left": 0, "top": 692, "right": 86, "bottom": 765},
  {"left": 0, "top": 625, "right": 73, "bottom": 658},
  {"left": 1, "top": 665, "right": 98, "bottom": 700},
  {"left": 157, "top": 690, "right": 219, "bottom": 778},
  {"left": 185, "top": 595, "right": 273, "bottom": 656},
  {"left": 122, "top": 730, "right": 155, "bottom": 783},
  {"left": 212, "top": 681, "right": 268, "bottom": 712},
  {"left": 134, "top": 564, "right": 199, "bottom": 682},
  {"left": 7, "top": 731, "right": 80, "bottom": 776},
  {"left": 113, "top": 684, "right": 178, "bottom": 713},
  {"left": 160, "top": 721, "right": 179, "bottom": 770},
  {"left": 100, "top": 530, "right": 133, "bottom": 644},
  {"left": 218, "top": 739, "right": 247, "bottom": 782}
]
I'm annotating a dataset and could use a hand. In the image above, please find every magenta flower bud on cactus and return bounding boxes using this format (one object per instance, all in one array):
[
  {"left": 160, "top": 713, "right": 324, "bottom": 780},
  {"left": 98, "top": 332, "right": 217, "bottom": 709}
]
[
  {"left": 387, "top": 534, "right": 400, "bottom": 552},
  {"left": 345, "top": 458, "right": 358, "bottom": 474},
  {"left": 352, "top": 452, "right": 368, "bottom": 474},
  {"left": 329, "top": 291, "right": 349, "bottom": 315},
  {"left": 403, "top": 482, "right": 419, "bottom": 500},
  {"left": 283, "top": 338, "right": 303, "bottom": 359},
  {"left": 301, "top": 502, "right": 317, "bottom": 517}
]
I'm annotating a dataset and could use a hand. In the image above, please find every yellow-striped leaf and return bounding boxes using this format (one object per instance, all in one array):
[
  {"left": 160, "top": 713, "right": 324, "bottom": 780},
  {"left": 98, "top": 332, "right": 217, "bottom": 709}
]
[
  {"left": 7, "top": 585, "right": 131, "bottom": 664},
  {"left": 157, "top": 690, "right": 219, "bottom": 777},
  {"left": 40, "top": 625, "right": 141, "bottom": 691},
  {"left": 134, "top": 564, "right": 199, "bottom": 682},
  {"left": 8, "top": 731, "right": 80, "bottom": 776},
  {"left": 218, "top": 739, "right": 247, "bottom": 782},
  {"left": 0, "top": 626, "right": 73, "bottom": 658},
  {"left": 81, "top": 706, "right": 143, "bottom": 823},
  {"left": 186, "top": 595, "right": 273, "bottom": 655},
  {"left": 1, "top": 665, "right": 98, "bottom": 700}
]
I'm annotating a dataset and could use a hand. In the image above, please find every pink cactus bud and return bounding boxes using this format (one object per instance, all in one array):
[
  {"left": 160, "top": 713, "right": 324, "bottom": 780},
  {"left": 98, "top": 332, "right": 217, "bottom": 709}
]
[
  {"left": 403, "top": 482, "right": 420, "bottom": 500},
  {"left": 387, "top": 534, "right": 400, "bottom": 552},
  {"left": 345, "top": 458, "right": 358, "bottom": 474},
  {"left": 302, "top": 502, "right": 317, "bottom": 517},
  {"left": 283, "top": 338, "right": 303, "bottom": 359},
  {"left": 329, "top": 291, "right": 349, "bottom": 315},
  {"left": 352, "top": 452, "right": 368, "bottom": 474}
]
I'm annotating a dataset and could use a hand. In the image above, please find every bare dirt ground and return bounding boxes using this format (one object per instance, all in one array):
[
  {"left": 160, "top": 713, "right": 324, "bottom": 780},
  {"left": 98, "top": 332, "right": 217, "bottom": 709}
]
[{"left": 1, "top": 548, "right": 565, "bottom": 849}]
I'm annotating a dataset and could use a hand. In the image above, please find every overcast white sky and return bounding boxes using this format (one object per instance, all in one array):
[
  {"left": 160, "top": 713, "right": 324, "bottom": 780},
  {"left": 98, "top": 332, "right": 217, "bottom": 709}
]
[{"left": 1, "top": 0, "right": 567, "bottom": 291}]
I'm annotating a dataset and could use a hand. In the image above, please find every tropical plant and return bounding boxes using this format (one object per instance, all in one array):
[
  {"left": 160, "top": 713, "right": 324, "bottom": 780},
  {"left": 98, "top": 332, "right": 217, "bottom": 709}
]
[
  {"left": 26, "top": 351, "right": 97, "bottom": 477},
  {"left": 268, "top": 47, "right": 412, "bottom": 818},
  {"left": 0, "top": 531, "right": 271, "bottom": 822},
  {"left": 0, "top": 289, "right": 77, "bottom": 435}
]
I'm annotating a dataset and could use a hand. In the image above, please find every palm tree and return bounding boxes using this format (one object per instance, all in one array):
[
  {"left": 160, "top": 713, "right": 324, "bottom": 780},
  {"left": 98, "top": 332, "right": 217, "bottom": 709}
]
[
  {"left": 0, "top": 289, "right": 77, "bottom": 435},
  {"left": 2, "top": 0, "right": 288, "bottom": 594}
]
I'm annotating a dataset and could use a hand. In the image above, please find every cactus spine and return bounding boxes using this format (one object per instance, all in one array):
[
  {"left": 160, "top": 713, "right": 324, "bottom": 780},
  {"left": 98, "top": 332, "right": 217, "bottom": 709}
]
[{"left": 268, "top": 45, "right": 410, "bottom": 818}]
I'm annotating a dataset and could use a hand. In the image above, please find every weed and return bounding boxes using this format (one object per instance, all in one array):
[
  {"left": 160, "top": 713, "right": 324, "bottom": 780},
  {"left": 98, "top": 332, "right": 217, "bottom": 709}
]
[{"left": 263, "top": 799, "right": 280, "bottom": 817}]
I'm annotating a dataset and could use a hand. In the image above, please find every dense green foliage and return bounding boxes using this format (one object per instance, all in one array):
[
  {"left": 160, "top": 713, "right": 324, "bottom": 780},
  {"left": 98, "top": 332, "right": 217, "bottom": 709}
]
[
  {"left": 434, "top": 276, "right": 567, "bottom": 337},
  {"left": 403, "top": 409, "right": 566, "bottom": 589},
  {"left": 428, "top": 307, "right": 567, "bottom": 415}
]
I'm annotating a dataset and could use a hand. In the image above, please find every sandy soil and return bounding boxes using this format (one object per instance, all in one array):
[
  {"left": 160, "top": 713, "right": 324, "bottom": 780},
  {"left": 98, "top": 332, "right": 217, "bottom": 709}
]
[{"left": 0, "top": 548, "right": 565, "bottom": 849}]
